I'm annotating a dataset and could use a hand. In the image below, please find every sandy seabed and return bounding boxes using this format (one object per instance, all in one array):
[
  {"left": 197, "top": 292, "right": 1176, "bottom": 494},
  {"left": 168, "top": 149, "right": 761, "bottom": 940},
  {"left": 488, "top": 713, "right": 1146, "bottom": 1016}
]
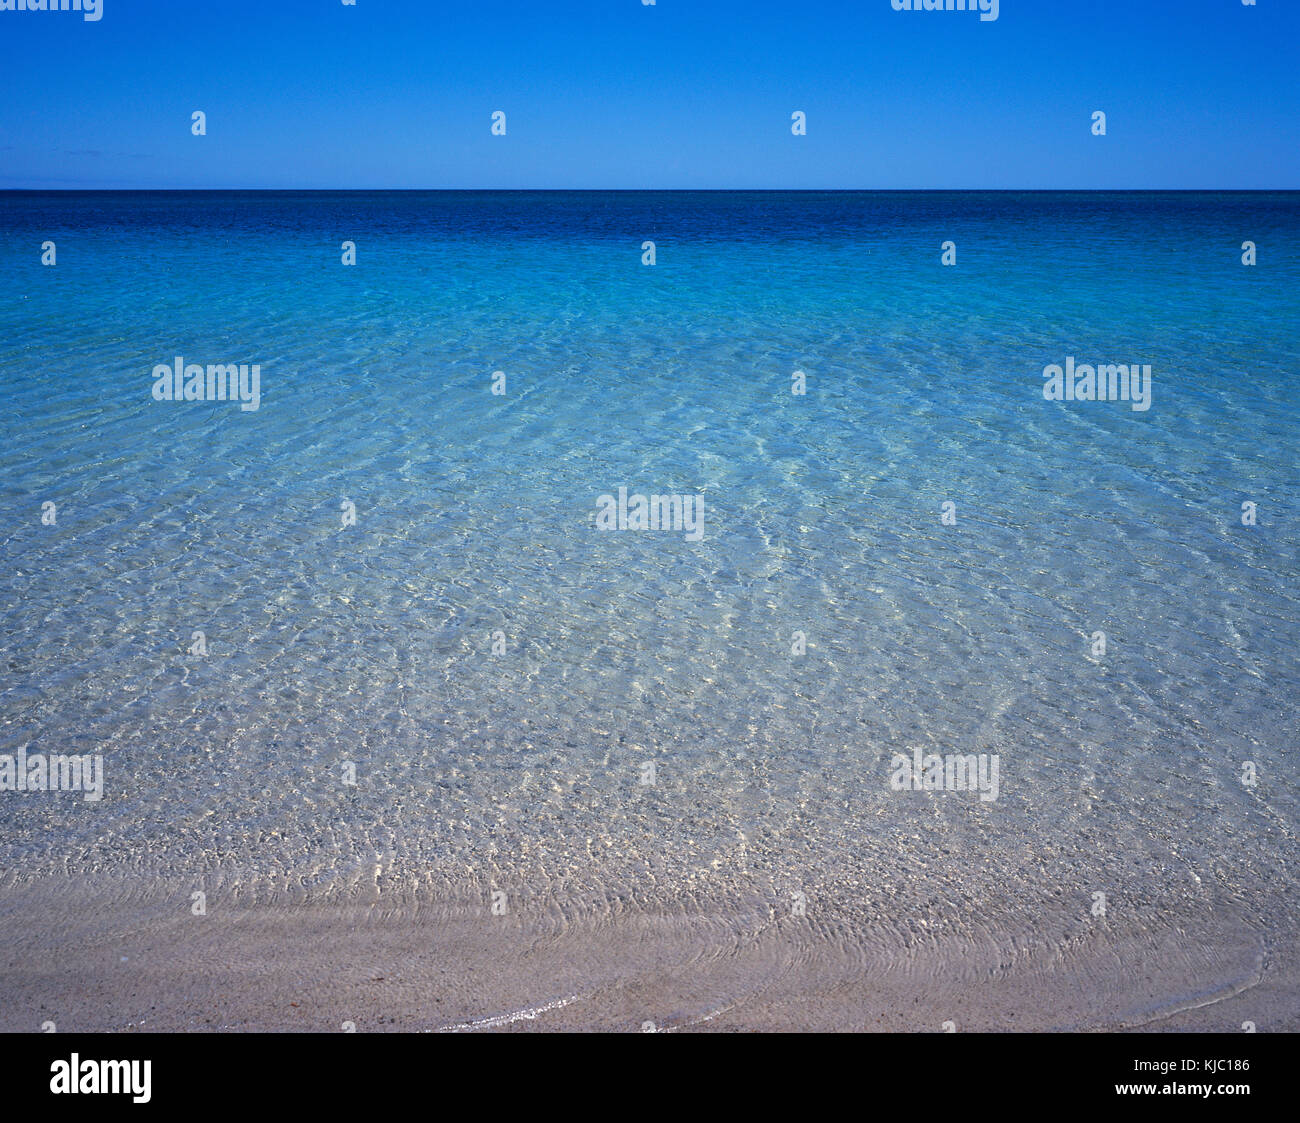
[{"left": 2, "top": 872, "right": 1294, "bottom": 1033}]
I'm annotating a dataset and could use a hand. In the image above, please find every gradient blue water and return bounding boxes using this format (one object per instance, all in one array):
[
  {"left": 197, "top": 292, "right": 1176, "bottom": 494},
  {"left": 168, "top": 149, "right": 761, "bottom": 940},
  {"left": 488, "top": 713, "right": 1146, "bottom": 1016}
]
[{"left": 0, "top": 194, "right": 1296, "bottom": 996}]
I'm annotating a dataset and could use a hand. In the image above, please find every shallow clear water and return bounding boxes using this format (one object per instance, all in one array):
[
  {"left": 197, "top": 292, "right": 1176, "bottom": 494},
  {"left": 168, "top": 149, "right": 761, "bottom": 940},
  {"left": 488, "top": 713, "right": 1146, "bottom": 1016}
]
[{"left": 0, "top": 192, "right": 1296, "bottom": 1024}]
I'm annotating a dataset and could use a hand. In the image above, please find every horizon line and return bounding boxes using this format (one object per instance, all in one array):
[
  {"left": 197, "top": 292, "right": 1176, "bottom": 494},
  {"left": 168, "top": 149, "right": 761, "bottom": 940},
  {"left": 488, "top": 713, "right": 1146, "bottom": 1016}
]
[{"left": 2, "top": 186, "right": 1298, "bottom": 194}]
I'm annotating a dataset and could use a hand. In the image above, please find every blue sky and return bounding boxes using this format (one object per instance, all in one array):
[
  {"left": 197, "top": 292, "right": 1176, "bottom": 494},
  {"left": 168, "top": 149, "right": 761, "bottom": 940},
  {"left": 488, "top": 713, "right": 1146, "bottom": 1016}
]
[{"left": 0, "top": 0, "right": 1296, "bottom": 189}]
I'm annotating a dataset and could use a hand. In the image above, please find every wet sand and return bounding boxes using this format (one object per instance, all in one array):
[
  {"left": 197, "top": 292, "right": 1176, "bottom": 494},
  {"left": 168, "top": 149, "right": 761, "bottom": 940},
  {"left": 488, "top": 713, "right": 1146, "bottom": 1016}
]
[{"left": 2, "top": 874, "right": 1294, "bottom": 1033}]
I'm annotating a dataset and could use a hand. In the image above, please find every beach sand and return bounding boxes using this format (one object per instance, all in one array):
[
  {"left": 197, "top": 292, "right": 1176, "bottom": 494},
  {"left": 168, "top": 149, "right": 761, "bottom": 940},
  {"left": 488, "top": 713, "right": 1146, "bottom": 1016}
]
[{"left": 3, "top": 874, "right": 1294, "bottom": 1033}]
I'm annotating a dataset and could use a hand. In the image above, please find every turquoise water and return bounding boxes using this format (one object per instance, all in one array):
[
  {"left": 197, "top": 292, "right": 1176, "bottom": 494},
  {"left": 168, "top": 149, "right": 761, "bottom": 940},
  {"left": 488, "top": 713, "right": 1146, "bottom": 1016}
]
[{"left": 0, "top": 192, "right": 1297, "bottom": 1021}]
